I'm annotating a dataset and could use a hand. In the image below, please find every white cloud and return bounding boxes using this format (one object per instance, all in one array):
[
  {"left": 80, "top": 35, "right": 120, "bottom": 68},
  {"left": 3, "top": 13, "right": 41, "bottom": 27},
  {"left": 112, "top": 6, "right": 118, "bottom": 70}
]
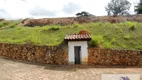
[
  {"left": 0, "top": 0, "right": 140, "bottom": 20},
  {"left": 29, "top": 6, "right": 57, "bottom": 17},
  {"left": 0, "top": 0, "right": 30, "bottom": 19},
  {"left": 62, "top": 2, "right": 81, "bottom": 14},
  {"left": 0, "top": 9, "right": 12, "bottom": 19}
]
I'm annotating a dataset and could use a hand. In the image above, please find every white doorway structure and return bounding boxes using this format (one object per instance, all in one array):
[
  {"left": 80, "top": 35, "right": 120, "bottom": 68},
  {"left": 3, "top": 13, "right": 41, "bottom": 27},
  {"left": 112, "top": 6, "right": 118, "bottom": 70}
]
[{"left": 64, "top": 31, "right": 91, "bottom": 65}]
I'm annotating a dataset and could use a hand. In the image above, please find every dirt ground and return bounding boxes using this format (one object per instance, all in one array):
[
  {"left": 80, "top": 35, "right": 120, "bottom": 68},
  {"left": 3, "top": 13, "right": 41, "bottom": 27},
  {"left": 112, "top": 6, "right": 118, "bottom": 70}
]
[{"left": 0, "top": 57, "right": 142, "bottom": 80}]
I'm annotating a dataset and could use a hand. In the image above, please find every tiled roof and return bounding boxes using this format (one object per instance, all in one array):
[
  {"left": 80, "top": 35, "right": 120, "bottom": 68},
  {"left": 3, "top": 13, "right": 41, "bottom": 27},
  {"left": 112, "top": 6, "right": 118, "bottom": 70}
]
[{"left": 64, "top": 34, "right": 91, "bottom": 41}]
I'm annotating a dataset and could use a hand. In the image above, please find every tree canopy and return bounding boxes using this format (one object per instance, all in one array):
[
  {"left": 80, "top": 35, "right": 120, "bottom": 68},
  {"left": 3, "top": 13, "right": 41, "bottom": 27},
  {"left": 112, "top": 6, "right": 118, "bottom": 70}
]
[
  {"left": 76, "top": 11, "right": 93, "bottom": 17},
  {"left": 135, "top": 0, "right": 142, "bottom": 14},
  {"left": 105, "top": 0, "right": 131, "bottom": 16}
]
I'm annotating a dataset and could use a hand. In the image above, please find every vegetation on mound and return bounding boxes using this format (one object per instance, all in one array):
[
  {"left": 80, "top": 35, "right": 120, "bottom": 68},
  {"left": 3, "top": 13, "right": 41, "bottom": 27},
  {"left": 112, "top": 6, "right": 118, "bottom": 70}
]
[{"left": 0, "top": 21, "right": 142, "bottom": 50}]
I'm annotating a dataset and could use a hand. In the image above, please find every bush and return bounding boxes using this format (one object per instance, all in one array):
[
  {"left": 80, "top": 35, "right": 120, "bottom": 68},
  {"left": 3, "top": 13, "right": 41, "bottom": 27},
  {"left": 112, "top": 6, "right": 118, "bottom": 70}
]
[
  {"left": 9, "top": 25, "right": 16, "bottom": 28},
  {"left": 129, "top": 25, "right": 135, "bottom": 31},
  {"left": 89, "top": 35, "right": 104, "bottom": 47},
  {"left": 74, "top": 24, "right": 79, "bottom": 28},
  {"left": 49, "top": 26, "right": 60, "bottom": 31},
  {"left": 124, "top": 34, "right": 131, "bottom": 40},
  {"left": 0, "top": 22, "right": 4, "bottom": 28},
  {"left": 135, "top": 46, "right": 142, "bottom": 50},
  {"left": 125, "top": 21, "right": 136, "bottom": 31}
]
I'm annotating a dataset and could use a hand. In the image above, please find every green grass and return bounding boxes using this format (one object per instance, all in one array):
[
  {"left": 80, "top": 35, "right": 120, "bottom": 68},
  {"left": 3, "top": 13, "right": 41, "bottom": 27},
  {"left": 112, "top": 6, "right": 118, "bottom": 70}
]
[
  {"left": 0, "top": 21, "right": 142, "bottom": 50},
  {"left": 89, "top": 35, "right": 104, "bottom": 47}
]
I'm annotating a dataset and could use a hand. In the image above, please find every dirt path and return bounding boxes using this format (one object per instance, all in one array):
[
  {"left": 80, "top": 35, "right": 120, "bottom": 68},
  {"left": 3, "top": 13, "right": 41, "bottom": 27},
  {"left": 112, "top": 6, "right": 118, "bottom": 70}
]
[{"left": 0, "top": 57, "right": 142, "bottom": 80}]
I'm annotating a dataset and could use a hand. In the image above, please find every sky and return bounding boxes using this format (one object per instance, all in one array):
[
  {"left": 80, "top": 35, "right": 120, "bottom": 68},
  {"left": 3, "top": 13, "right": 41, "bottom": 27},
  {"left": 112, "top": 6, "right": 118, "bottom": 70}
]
[{"left": 0, "top": 0, "right": 140, "bottom": 20}]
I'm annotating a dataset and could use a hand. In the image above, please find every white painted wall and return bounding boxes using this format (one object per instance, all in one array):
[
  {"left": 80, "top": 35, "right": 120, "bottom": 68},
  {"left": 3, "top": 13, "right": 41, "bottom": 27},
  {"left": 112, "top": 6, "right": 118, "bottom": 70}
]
[{"left": 68, "top": 41, "right": 88, "bottom": 64}]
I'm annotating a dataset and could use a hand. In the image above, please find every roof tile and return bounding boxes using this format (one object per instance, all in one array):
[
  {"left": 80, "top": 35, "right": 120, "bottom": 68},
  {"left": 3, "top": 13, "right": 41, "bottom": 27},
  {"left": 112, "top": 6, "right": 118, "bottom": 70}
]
[{"left": 64, "top": 34, "right": 91, "bottom": 41}]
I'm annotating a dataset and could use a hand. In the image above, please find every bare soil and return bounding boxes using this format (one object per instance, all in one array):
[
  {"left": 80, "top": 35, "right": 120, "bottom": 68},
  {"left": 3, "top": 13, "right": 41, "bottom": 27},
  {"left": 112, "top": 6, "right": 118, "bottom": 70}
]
[
  {"left": 20, "top": 14, "right": 142, "bottom": 27},
  {"left": 0, "top": 57, "right": 142, "bottom": 80}
]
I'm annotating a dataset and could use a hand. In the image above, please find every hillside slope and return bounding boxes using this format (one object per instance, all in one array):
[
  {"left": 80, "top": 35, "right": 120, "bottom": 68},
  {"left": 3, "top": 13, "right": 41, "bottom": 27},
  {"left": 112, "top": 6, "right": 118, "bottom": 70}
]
[{"left": 0, "top": 21, "right": 141, "bottom": 50}]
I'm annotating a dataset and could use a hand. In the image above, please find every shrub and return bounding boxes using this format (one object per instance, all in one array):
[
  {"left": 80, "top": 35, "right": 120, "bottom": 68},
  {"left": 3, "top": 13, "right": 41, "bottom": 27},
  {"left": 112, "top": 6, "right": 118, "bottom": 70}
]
[
  {"left": 135, "top": 46, "right": 142, "bottom": 50},
  {"left": 74, "top": 24, "right": 79, "bottom": 28},
  {"left": 125, "top": 21, "right": 136, "bottom": 28},
  {"left": 129, "top": 25, "right": 135, "bottom": 31},
  {"left": 124, "top": 34, "right": 131, "bottom": 40},
  {"left": 49, "top": 26, "right": 60, "bottom": 31},
  {"left": 9, "top": 25, "right": 16, "bottom": 28},
  {"left": 89, "top": 35, "right": 104, "bottom": 47},
  {"left": 0, "top": 22, "right": 4, "bottom": 28}
]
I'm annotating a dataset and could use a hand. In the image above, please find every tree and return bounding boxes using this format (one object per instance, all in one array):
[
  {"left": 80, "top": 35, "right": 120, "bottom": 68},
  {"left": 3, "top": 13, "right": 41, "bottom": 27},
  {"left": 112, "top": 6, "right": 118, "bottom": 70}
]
[
  {"left": 75, "top": 11, "right": 94, "bottom": 23},
  {"left": 105, "top": 0, "right": 131, "bottom": 16},
  {"left": 135, "top": 0, "right": 142, "bottom": 14},
  {"left": 76, "top": 11, "right": 93, "bottom": 17}
]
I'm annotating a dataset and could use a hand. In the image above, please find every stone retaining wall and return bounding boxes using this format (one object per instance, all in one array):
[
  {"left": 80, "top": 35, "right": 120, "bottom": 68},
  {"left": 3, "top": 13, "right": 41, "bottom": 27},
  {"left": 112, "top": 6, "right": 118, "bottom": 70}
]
[
  {"left": 88, "top": 48, "right": 142, "bottom": 66},
  {"left": 0, "top": 43, "right": 142, "bottom": 66},
  {"left": 0, "top": 43, "right": 68, "bottom": 64}
]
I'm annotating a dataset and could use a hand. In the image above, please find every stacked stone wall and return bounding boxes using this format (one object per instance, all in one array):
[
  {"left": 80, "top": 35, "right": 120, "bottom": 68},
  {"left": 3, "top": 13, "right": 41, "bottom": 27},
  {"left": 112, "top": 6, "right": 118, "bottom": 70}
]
[
  {"left": 88, "top": 48, "right": 142, "bottom": 66},
  {"left": 0, "top": 43, "right": 68, "bottom": 64}
]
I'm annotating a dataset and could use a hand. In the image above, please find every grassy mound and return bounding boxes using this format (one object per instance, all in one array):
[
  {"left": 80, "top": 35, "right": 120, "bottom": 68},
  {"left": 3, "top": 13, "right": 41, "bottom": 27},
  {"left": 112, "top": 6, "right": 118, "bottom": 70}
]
[{"left": 0, "top": 21, "right": 142, "bottom": 50}]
